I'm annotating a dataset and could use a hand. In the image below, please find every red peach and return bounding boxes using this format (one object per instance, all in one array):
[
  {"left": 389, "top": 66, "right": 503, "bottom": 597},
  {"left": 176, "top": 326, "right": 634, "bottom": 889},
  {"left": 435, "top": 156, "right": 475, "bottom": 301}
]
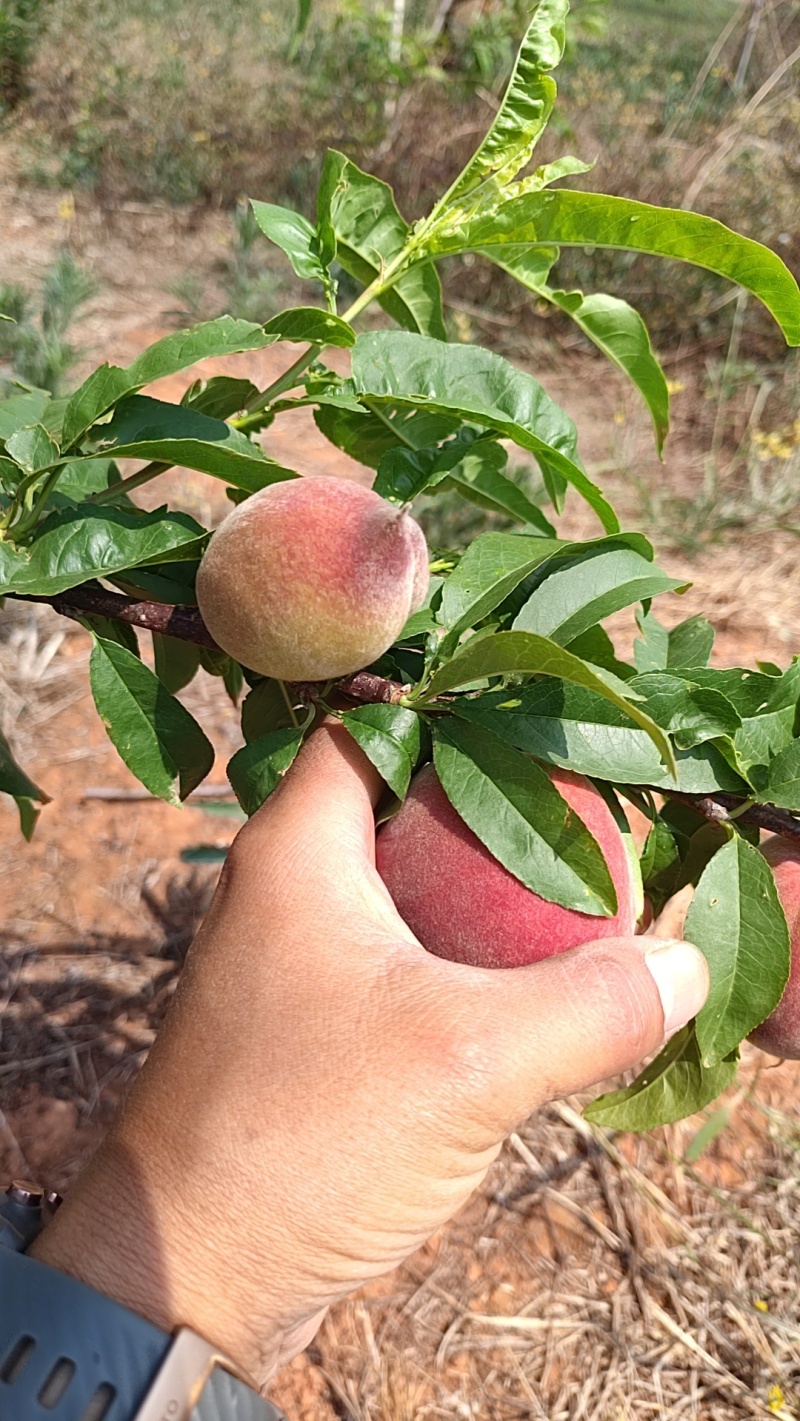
[
  {"left": 376, "top": 763, "right": 638, "bottom": 968},
  {"left": 748, "top": 838, "right": 800, "bottom": 1059}
]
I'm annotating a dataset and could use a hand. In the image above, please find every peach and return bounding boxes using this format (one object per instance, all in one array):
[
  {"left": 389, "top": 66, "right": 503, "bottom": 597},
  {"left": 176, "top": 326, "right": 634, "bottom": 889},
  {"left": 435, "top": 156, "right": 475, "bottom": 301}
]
[
  {"left": 748, "top": 838, "right": 800, "bottom": 1059},
  {"left": 196, "top": 476, "right": 429, "bottom": 681},
  {"left": 376, "top": 763, "right": 638, "bottom": 968}
]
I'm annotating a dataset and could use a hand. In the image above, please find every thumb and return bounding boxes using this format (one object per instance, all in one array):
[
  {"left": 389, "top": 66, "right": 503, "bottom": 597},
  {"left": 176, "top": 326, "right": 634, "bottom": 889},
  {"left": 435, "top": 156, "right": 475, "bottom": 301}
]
[{"left": 460, "top": 936, "right": 709, "bottom": 1134}]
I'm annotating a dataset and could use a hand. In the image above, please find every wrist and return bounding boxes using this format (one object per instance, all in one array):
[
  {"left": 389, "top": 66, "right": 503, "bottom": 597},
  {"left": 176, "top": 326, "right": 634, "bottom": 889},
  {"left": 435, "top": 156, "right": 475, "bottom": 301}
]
[{"left": 28, "top": 1129, "right": 312, "bottom": 1391}]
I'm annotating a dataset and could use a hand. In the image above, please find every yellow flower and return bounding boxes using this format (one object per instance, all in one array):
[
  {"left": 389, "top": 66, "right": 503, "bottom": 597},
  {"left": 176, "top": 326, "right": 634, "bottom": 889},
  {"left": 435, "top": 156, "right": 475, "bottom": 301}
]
[
  {"left": 767, "top": 1383, "right": 785, "bottom": 1412},
  {"left": 57, "top": 194, "right": 75, "bottom": 222},
  {"left": 666, "top": 379, "right": 685, "bottom": 396},
  {"left": 614, "top": 411, "right": 626, "bottom": 425},
  {"left": 754, "top": 1299, "right": 769, "bottom": 1312}
]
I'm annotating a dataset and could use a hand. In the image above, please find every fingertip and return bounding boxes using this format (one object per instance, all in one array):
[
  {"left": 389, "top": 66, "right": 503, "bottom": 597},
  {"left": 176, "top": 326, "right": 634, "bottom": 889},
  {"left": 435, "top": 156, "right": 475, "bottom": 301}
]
[{"left": 643, "top": 938, "right": 709, "bottom": 1036}]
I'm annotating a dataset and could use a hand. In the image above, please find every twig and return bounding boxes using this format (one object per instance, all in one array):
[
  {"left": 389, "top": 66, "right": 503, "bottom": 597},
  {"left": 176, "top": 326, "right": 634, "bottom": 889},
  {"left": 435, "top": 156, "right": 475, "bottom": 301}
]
[
  {"left": 12, "top": 589, "right": 219, "bottom": 648},
  {"left": 16, "top": 585, "right": 800, "bottom": 842},
  {"left": 633, "top": 787, "right": 800, "bottom": 845}
]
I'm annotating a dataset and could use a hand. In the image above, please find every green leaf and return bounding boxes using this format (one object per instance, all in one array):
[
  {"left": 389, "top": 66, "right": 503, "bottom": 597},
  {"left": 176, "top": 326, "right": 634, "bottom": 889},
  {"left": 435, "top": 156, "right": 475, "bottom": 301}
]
[
  {"left": 341, "top": 705, "right": 422, "bottom": 800},
  {"left": 487, "top": 254, "right": 670, "bottom": 453},
  {"left": 686, "top": 837, "right": 790, "bottom": 1066},
  {"left": 324, "top": 150, "right": 447, "bottom": 339},
  {"left": 314, "top": 401, "right": 458, "bottom": 471},
  {"left": 89, "top": 636, "right": 214, "bottom": 805},
  {"left": 440, "top": 447, "right": 557, "bottom": 535},
  {"left": 15, "top": 797, "right": 41, "bottom": 841},
  {"left": 0, "top": 726, "right": 48, "bottom": 804},
  {"left": 664, "top": 666, "right": 776, "bottom": 717},
  {"left": 0, "top": 505, "right": 206, "bottom": 597},
  {"left": 422, "top": 630, "right": 676, "bottom": 774},
  {"left": 79, "top": 615, "right": 140, "bottom": 656},
  {"left": 440, "top": 531, "right": 563, "bottom": 635},
  {"left": 667, "top": 615, "right": 715, "bottom": 669},
  {"left": 433, "top": 716, "right": 617, "bottom": 916},
  {"left": 52, "top": 458, "right": 131, "bottom": 507},
  {"left": 5, "top": 423, "right": 59, "bottom": 474},
  {"left": 585, "top": 1024, "right": 738, "bottom": 1131},
  {"left": 627, "top": 673, "right": 742, "bottom": 750},
  {"left": 455, "top": 682, "right": 747, "bottom": 793},
  {"left": 0, "top": 389, "right": 51, "bottom": 442},
  {"left": 241, "top": 679, "right": 301, "bottom": 741},
  {"left": 182, "top": 376, "right": 259, "bottom": 421},
  {"left": 513, "top": 546, "right": 687, "bottom": 646},
  {"left": 633, "top": 606, "right": 670, "bottom": 673},
  {"left": 763, "top": 741, "right": 800, "bottom": 809},
  {"left": 227, "top": 726, "right": 305, "bottom": 815},
  {"left": 250, "top": 200, "right": 330, "bottom": 285},
  {"left": 62, "top": 316, "right": 283, "bottom": 448},
  {"left": 458, "top": 190, "right": 800, "bottom": 346},
  {"left": 262, "top": 307, "right": 355, "bottom": 348},
  {"left": 93, "top": 396, "right": 298, "bottom": 492},
  {"left": 734, "top": 707, "right": 796, "bottom": 775},
  {"left": 439, "top": 0, "right": 567, "bottom": 205},
  {"left": 152, "top": 632, "right": 203, "bottom": 694},
  {"left": 351, "top": 331, "right": 618, "bottom": 531}
]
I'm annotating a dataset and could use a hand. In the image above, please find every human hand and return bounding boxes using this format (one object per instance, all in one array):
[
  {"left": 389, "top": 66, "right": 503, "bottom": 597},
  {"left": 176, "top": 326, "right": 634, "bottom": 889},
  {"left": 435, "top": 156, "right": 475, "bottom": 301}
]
[{"left": 33, "top": 725, "right": 709, "bottom": 1391}]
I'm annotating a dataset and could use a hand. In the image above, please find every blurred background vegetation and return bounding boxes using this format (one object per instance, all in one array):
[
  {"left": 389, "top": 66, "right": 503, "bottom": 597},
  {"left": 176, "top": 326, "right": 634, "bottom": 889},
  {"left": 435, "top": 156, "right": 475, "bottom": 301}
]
[
  {"left": 2, "top": 0, "right": 798, "bottom": 345},
  {"left": 1, "top": 0, "right": 798, "bottom": 544}
]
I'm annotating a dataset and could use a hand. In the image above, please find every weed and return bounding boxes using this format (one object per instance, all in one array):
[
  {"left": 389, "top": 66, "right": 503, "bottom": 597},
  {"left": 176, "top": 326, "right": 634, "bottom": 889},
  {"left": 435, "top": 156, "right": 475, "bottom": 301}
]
[{"left": 0, "top": 252, "right": 97, "bottom": 395}]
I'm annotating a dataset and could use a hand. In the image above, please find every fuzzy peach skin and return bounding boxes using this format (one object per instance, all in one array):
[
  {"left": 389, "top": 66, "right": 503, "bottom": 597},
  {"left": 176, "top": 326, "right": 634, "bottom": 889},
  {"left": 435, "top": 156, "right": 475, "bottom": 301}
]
[
  {"left": 748, "top": 837, "right": 800, "bottom": 1059},
  {"left": 376, "top": 763, "right": 638, "bottom": 968},
  {"left": 195, "top": 476, "right": 429, "bottom": 681}
]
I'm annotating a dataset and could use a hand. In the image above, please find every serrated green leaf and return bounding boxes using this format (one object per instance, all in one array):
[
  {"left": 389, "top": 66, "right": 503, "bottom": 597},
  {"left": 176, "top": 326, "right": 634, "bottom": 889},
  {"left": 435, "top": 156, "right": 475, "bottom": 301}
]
[
  {"left": 62, "top": 317, "right": 283, "bottom": 448},
  {"left": 5, "top": 424, "right": 59, "bottom": 474},
  {"left": 314, "top": 401, "right": 458, "bottom": 470},
  {"left": 0, "top": 389, "right": 51, "bottom": 442},
  {"left": 634, "top": 606, "right": 670, "bottom": 673},
  {"left": 513, "top": 546, "right": 686, "bottom": 646},
  {"left": 664, "top": 666, "right": 775, "bottom": 717},
  {"left": 454, "top": 682, "right": 746, "bottom": 793},
  {"left": 374, "top": 429, "right": 512, "bottom": 508},
  {"left": 734, "top": 707, "right": 796, "bottom": 774},
  {"left": 240, "top": 679, "right": 301, "bottom": 742},
  {"left": 92, "top": 395, "right": 298, "bottom": 491},
  {"left": 441, "top": 447, "right": 557, "bottom": 535},
  {"left": 422, "top": 630, "right": 676, "bottom": 774},
  {"left": 227, "top": 726, "right": 305, "bottom": 815},
  {"left": 763, "top": 741, "right": 800, "bottom": 809},
  {"left": 182, "top": 376, "right": 259, "bottom": 421},
  {"left": 440, "top": 531, "right": 564, "bottom": 635},
  {"left": 686, "top": 838, "right": 790, "bottom": 1066},
  {"left": 627, "top": 673, "right": 742, "bottom": 750},
  {"left": 351, "top": 331, "right": 617, "bottom": 531},
  {"left": 89, "top": 636, "right": 214, "bottom": 805},
  {"left": 439, "top": 0, "right": 567, "bottom": 205},
  {"left": 454, "top": 189, "right": 800, "bottom": 346},
  {"left": 341, "top": 705, "right": 422, "bottom": 799},
  {"left": 486, "top": 252, "right": 670, "bottom": 453},
  {"left": 667, "top": 615, "right": 715, "bottom": 669},
  {"left": 152, "top": 632, "right": 202, "bottom": 694},
  {"left": 324, "top": 150, "right": 446, "bottom": 339},
  {"left": 262, "top": 307, "right": 355, "bottom": 348},
  {"left": 250, "top": 201, "right": 329, "bottom": 285},
  {"left": 585, "top": 1025, "right": 738, "bottom": 1131},
  {"left": 433, "top": 715, "right": 617, "bottom": 916},
  {"left": 0, "top": 505, "right": 206, "bottom": 596}
]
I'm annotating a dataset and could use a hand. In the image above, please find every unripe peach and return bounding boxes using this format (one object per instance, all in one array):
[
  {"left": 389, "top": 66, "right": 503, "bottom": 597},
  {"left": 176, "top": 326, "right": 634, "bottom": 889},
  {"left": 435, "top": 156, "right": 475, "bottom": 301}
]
[
  {"left": 196, "top": 476, "right": 429, "bottom": 681},
  {"left": 748, "top": 838, "right": 800, "bottom": 1059},
  {"left": 376, "top": 763, "right": 638, "bottom": 968}
]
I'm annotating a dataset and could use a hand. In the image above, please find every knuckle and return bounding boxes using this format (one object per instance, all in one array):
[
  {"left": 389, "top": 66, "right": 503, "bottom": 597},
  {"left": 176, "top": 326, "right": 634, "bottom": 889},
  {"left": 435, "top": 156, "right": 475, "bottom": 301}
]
[{"left": 572, "top": 945, "right": 662, "bottom": 1055}]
